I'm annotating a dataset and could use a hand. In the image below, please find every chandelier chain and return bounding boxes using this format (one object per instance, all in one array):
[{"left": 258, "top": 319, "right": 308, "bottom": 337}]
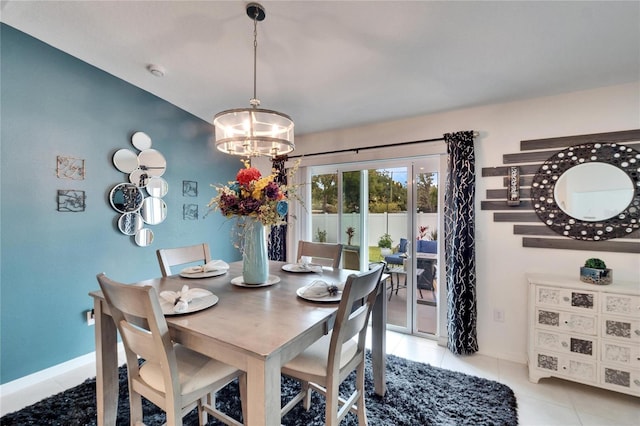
[{"left": 251, "top": 8, "right": 260, "bottom": 107}]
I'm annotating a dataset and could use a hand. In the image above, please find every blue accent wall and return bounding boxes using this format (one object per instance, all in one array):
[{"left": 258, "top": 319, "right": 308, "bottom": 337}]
[{"left": 0, "top": 24, "right": 241, "bottom": 383}]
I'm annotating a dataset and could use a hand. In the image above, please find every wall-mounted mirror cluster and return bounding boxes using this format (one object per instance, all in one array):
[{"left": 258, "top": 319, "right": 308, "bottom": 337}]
[
  {"left": 531, "top": 142, "right": 640, "bottom": 241},
  {"left": 110, "top": 131, "right": 168, "bottom": 246}
]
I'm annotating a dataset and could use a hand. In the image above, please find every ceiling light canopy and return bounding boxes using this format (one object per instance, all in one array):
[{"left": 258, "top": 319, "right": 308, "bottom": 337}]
[{"left": 214, "top": 3, "right": 294, "bottom": 158}]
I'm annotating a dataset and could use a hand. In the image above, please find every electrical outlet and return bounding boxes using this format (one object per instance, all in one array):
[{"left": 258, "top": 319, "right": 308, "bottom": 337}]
[
  {"left": 493, "top": 309, "right": 505, "bottom": 322},
  {"left": 86, "top": 309, "right": 95, "bottom": 326}
]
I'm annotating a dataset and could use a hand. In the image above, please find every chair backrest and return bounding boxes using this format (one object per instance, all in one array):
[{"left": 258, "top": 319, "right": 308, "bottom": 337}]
[
  {"left": 96, "top": 273, "right": 180, "bottom": 403},
  {"left": 156, "top": 243, "right": 211, "bottom": 277},
  {"left": 417, "top": 240, "right": 437, "bottom": 254},
  {"left": 327, "top": 263, "right": 385, "bottom": 377},
  {"left": 417, "top": 258, "right": 437, "bottom": 290},
  {"left": 398, "top": 238, "right": 408, "bottom": 253},
  {"left": 296, "top": 241, "right": 343, "bottom": 268}
]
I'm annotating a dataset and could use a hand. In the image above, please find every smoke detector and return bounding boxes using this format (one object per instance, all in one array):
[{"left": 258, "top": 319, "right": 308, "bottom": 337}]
[{"left": 147, "top": 64, "right": 165, "bottom": 77}]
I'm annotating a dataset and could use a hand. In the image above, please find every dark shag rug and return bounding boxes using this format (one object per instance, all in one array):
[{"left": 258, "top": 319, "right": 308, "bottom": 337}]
[{"left": 1, "top": 352, "right": 518, "bottom": 425}]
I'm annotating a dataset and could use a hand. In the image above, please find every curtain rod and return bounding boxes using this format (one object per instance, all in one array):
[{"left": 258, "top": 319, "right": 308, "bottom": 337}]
[{"left": 287, "top": 131, "right": 478, "bottom": 159}]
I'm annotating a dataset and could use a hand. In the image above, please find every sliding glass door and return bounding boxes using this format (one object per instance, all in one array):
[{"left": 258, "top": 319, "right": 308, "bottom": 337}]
[{"left": 308, "top": 157, "right": 441, "bottom": 336}]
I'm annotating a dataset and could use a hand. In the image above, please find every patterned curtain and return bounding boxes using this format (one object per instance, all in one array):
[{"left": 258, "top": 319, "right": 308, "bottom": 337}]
[
  {"left": 268, "top": 156, "right": 287, "bottom": 261},
  {"left": 444, "top": 130, "right": 478, "bottom": 355}
]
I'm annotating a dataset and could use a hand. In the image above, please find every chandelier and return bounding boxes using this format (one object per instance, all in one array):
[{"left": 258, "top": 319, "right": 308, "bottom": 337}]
[{"left": 214, "top": 2, "right": 294, "bottom": 158}]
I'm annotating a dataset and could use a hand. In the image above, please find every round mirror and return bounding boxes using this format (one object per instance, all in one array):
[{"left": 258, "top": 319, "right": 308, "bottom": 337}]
[
  {"left": 554, "top": 163, "right": 634, "bottom": 221},
  {"left": 135, "top": 228, "right": 154, "bottom": 246},
  {"left": 109, "top": 183, "right": 144, "bottom": 213},
  {"left": 138, "top": 149, "right": 166, "bottom": 177},
  {"left": 131, "top": 131, "right": 152, "bottom": 151},
  {"left": 129, "top": 168, "right": 150, "bottom": 188},
  {"left": 531, "top": 142, "right": 640, "bottom": 241},
  {"left": 118, "top": 212, "right": 144, "bottom": 235},
  {"left": 146, "top": 177, "right": 168, "bottom": 197},
  {"left": 140, "top": 196, "right": 167, "bottom": 225},
  {"left": 113, "top": 149, "right": 138, "bottom": 173}
]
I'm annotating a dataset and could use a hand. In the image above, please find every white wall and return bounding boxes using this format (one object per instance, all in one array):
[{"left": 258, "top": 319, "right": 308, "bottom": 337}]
[{"left": 293, "top": 82, "right": 640, "bottom": 363}]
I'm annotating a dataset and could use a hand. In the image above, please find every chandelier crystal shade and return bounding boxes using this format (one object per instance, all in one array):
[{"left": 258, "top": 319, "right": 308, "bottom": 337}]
[{"left": 214, "top": 3, "right": 294, "bottom": 158}]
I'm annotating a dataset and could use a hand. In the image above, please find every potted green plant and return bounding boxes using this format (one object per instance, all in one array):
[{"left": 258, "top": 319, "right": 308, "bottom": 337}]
[
  {"left": 378, "top": 233, "right": 393, "bottom": 256},
  {"left": 316, "top": 228, "right": 327, "bottom": 243},
  {"left": 580, "top": 258, "right": 612, "bottom": 285}
]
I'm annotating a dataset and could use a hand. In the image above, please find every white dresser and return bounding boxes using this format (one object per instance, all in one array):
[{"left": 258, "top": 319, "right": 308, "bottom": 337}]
[{"left": 527, "top": 273, "right": 640, "bottom": 396}]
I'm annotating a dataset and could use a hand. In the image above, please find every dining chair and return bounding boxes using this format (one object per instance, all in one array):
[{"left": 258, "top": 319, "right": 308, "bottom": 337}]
[
  {"left": 296, "top": 240, "right": 343, "bottom": 268},
  {"left": 96, "top": 273, "right": 246, "bottom": 426},
  {"left": 280, "top": 263, "right": 385, "bottom": 426},
  {"left": 417, "top": 257, "right": 437, "bottom": 298},
  {"left": 156, "top": 243, "right": 211, "bottom": 277}
]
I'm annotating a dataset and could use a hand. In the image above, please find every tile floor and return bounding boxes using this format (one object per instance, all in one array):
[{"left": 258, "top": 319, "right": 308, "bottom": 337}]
[{"left": 2, "top": 330, "right": 638, "bottom": 425}]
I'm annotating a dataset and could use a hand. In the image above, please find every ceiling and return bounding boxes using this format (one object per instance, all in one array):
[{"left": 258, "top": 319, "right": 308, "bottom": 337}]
[{"left": 2, "top": 1, "right": 638, "bottom": 136}]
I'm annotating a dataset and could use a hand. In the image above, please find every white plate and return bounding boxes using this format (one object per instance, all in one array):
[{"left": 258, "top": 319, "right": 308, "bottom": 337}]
[
  {"left": 179, "top": 269, "right": 227, "bottom": 279},
  {"left": 296, "top": 287, "right": 342, "bottom": 303},
  {"left": 160, "top": 292, "right": 218, "bottom": 316},
  {"left": 230, "top": 275, "right": 281, "bottom": 287},
  {"left": 282, "top": 264, "right": 322, "bottom": 273}
]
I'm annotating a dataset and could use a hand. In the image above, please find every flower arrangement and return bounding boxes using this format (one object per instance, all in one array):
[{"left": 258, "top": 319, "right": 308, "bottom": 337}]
[{"left": 208, "top": 159, "right": 297, "bottom": 226}]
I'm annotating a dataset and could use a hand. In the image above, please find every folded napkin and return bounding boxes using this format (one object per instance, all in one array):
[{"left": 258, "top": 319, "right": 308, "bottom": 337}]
[
  {"left": 299, "top": 280, "right": 345, "bottom": 298},
  {"left": 181, "top": 259, "right": 230, "bottom": 275},
  {"left": 296, "top": 263, "right": 323, "bottom": 273},
  {"left": 160, "top": 285, "right": 211, "bottom": 313}
]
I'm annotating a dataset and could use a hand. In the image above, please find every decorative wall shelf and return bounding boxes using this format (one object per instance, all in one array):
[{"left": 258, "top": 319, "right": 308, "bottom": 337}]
[{"left": 481, "top": 129, "right": 640, "bottom": 254}]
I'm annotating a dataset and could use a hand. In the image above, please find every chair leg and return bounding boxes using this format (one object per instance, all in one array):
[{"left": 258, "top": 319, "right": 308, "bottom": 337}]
[
  {"left": 325, "top": 381, "right": 339, "bottom": 426},
  {"left": 302, "top": 380, "right": 312, "bottom": 410},
  {"left": 356, "top": 363, "right": 368, "bottom": 426},
  {"left": 166, "top": 402, "right": 183, "bottom": 426},
  {"left": 129, "top": 389, "right": 144, "bottom": 426},
  {"left": 197, "top": 397, "right": 206, "bottom": 425}
]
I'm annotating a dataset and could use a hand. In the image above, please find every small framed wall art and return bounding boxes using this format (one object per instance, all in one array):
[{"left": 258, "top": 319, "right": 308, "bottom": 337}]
[
  {"left": 57, "top": 190, "right": 86, "bottom": 212},
  {"left": 57, "top": 156, "right": 85, "bottom": 180},
  {"left": 182, "top": 180, "right": 198, "bottom": 197}
]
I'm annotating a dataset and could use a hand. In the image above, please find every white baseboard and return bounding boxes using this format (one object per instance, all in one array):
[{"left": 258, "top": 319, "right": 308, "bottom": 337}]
[{"left": 0, "top": 343, "right": 125, "bottom": 396}]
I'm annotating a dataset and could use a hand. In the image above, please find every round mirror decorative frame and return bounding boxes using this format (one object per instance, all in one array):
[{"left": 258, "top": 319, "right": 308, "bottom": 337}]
[
  {"left": 109, "top": 131, "right": 168, "bottom": 246},
  {"left": 531, "top": 142, "right": 640, "bottom": 241}
]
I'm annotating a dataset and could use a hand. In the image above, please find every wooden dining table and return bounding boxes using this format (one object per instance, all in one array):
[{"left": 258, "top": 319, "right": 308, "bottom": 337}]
[{"left": 89, "top": 260, "right": 387, "bottom": 426}]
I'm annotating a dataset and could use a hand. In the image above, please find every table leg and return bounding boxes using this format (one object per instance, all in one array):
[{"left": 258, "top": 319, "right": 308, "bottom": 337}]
[
  {"left": 371, "top": 283, "right": 387, "bottom": 396},
  {"left": 94, "top": 299, "right": 118, "bottom": 426},
  {"left": 245, "top": 355, "right": 281, "bottom": 426}
]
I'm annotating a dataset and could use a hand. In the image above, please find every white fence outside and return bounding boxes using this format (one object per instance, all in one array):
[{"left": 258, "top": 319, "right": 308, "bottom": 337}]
[{"left": 311, "top": 212, "right": 438, "bottom": 247}]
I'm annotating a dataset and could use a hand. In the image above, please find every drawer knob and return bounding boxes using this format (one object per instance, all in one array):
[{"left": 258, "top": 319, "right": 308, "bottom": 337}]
[
  {"left": 561, "top": 342, "right": 568, "bottom": 348},
  {"left": 563, "top": 297, "right": 570, "bottom": 302},
  {"left": 635, "top": 329, "right": 640, "bottom": 336}
]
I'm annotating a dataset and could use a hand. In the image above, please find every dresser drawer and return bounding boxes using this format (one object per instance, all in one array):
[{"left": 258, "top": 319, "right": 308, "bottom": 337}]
[
  {"left": 535, "top": 330, "right": 597, "bottom": 359},
  {"left": 599, "top": 364, "right": 640, "bottom": 396},
  {"left": 536, "top": 308, "right": 598, "bottom": 335},
  {"left": 534, "top": 351, "right": 597, "bottom": 383},
  {"left": 602, "top": 317, "right": 640, "bottom": 343},
  {"left": 536, "top": 286, "right": 597, "bottom": 312},
  {"left": 601, "top": 340, "right": 640, "bottom": 368},
  {"left": 601, "top": 293, "right": 640, "bottom": 317}
]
